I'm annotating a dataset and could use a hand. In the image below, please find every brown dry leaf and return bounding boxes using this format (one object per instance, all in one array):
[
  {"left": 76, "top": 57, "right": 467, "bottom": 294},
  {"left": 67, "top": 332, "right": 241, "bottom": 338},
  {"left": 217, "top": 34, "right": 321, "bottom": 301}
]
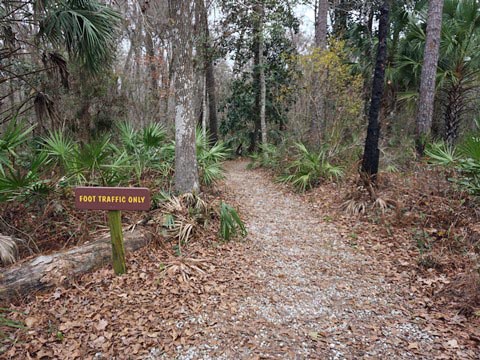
[
  {"left": 408, "top": 342, "right": 419, "bottom": 350},
  {"left": 95, "top": 319, "right": 108, "bottom": 331},
  {"left": 24, "top": 316, "right": 38, "bottom": 328},
  {"left": 92, "top": 335, "right": 106, "bottom": 347},
  {"left": 59, "top": 321, "right": 81, "bottom": 332},
  {"left": 36, "top": 349, "right": 54, "bottom": 358},
  {"left": 445, "top": 339, "right": 459, "bottom": 349}
]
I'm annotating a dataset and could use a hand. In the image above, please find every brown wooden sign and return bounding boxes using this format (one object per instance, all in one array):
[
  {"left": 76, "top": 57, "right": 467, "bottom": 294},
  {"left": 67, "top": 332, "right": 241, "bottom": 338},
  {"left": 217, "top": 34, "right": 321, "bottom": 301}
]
[{"left": 75, "top": 187, "right": 151, "bottom": 211}]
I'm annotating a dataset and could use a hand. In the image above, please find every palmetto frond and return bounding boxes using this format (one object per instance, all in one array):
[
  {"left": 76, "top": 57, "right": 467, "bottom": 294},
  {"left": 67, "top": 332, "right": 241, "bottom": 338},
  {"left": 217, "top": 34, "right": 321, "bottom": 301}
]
[
  {"left": 196, "top": 129, "right": 229, "bottom": 186},
  {"left": 39, "top": 0, "right": 121, "bottom": 74},
  {"left": 426, "top": 142, "right": 458, "bottom": 166},
  {"left": 0, "top": 121, "right": 35, "bottom": 176},
  {"left": 278, "top": 143, "right": 343, "bottom": 192}
]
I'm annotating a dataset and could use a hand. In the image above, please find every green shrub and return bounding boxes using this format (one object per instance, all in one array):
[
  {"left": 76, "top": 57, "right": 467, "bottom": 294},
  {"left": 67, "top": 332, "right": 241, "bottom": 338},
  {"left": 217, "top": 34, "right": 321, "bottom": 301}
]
[
  {"left": 278, "top": 143, "right": 343, "bottom": 192},
  {"left": 426, "top": 136, "right": 480, "bottom": 195},
  {"left": 248, "top": 143, "right": 281, "bottom": 170},
  {"left": 41, "top": 131, "right": 132, "bottom": 186},
  {"left": 0, "top": 122, "right": 36, "bottom": 175},
  {"left": 0, "top": 122, "right": 52, "bottom": 202},
  {"left": 117, "top": 122, "right": 169, "bottom": 183}
]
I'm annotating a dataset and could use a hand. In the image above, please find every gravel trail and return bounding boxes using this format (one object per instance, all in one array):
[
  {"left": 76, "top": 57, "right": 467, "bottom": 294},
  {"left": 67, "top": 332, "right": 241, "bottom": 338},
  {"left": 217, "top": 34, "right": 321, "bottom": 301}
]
[{"left": 177, "top": 160, "right": 455, "bottom": 359}]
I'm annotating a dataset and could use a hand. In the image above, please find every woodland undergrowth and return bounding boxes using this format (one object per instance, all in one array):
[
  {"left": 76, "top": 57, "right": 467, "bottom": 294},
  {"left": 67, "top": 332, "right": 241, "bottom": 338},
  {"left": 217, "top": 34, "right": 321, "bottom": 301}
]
[{"left": 0, "top": 123, "right": 244, "bottom": 265}]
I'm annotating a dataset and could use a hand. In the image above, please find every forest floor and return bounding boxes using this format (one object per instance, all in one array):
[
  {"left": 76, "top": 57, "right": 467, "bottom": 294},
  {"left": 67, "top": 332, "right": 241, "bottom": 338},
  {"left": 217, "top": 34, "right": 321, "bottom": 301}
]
[{"left": 3, "top": 160, "right": 480, "bottom": 359}]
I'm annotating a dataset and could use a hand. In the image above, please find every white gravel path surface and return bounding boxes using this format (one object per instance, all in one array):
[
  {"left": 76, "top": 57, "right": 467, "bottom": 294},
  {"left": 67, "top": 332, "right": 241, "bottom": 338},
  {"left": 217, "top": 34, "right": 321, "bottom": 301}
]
[{"left": 174, "top": 161, "right": 463, "bottom": 359}]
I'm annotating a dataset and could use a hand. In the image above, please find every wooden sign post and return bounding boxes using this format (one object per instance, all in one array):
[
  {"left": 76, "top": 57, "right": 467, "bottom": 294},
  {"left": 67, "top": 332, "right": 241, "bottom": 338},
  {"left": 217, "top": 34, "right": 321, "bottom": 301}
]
[{"left": 75, "top": 187, "right": 150, "bottom": 275}]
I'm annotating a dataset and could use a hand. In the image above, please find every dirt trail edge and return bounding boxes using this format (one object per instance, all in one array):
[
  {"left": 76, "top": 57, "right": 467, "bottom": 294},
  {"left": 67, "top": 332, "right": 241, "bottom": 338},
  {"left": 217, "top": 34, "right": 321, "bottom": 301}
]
[{"left": 176, "top": 161, "right": 474, "bottom": 359}]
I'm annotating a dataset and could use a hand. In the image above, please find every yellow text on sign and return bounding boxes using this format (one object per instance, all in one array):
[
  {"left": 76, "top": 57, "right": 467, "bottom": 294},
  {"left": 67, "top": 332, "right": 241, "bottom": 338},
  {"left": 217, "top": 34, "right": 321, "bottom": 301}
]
[{"left": 79, "top": 195, "right": 146, "bottom": 204}]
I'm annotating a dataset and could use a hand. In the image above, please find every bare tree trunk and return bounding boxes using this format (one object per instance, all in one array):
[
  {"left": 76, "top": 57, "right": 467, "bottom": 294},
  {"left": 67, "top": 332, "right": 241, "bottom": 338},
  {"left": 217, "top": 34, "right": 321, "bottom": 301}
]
[
  {"left": 251, "top": 2, "right": 266, "bottom": 151},
  {"left": 199, "top": 0, "right": 219, "bottom": 144},
  {"left": 205, "top": 60, "right": 218, "bottom": 144},
  {"left": 309, "top": 0, "right": 328, "bottom": 145},
  {"left": 315, "top": 0, "right": 328, "bottom": 48},
  {"left": 160, "top": 46, "right": 171, "bottom": 122},
  {"left": 332, "top": 0, "right": 348, "bottom": 38},
  {"left": 259, "top": 11, "right": 267, "bottom": 148},
  {"left": 415, "top": 0, "right": 444, "bottom": 156},
  {"left": 145, "top": 31, "right": 158, "bottom": 96},
  {"left": 250, "top": 3, "right": 261, "bottom": 152},
  {"left": 170, "top": 0, "right": 200, "bottom": 194},
  {"left": 202, "top": 76, "right": 207, "bottom": 140},
  {"left": 361, "top": 0, "right": 390, "bottom": 181}
]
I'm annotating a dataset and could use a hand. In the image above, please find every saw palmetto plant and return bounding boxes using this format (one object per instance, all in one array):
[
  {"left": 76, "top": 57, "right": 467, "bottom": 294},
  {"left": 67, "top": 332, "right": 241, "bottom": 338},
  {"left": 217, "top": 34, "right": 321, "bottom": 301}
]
[
  {"left": 41, "top": 131, "right": 132, "bottom": 186},
  {"left": 0, "top": 121, "right": 52, "bottom": 203},
  {"left": 196, "top": 130, "right": 230, "bottom": 186},
  {"left": 426, "top": 132, "right": 480, "bottom": 196},
  {"left": 154, "top": 192, "right": 246, "bottom": 254},
  {"left": 278, "top": 143, "right": 344, "bottom": 192}
]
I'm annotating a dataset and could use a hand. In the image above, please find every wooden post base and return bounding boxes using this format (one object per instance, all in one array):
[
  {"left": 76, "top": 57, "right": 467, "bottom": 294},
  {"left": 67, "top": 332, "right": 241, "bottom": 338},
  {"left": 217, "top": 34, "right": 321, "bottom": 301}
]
[{"left": 108, "top": 210, "right": 126, "bottom": 275}]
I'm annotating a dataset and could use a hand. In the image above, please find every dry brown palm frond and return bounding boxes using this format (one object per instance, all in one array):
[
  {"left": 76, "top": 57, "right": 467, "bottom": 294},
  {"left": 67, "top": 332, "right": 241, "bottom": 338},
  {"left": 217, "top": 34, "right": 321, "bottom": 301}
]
[
  {"left": 34, "top": 91, "right": 60, "bottom": 132},
  {"left": 179, "top": 192, "right": 208, "bottom": 214},
  {"left": 153, "top": 193, "right": 213, "bottom": 249},
  {"left": 159, "top": 258, "right": 211, "bottom": 282},
  {"left": 162, "top": 217, "right": 196, "bottom": 250},
  {"left": 48, "top": 52, "right": 69, "bottom": 89},
  {"left": 341, "top": 198, "right": 368, "bottom": 215},
  {"left": 175, "top": 220, "right": 194, "bottom": 245},
  {"left": 373, "top": 197, "right": 388, "bottom": 213},
  {"left": 159, "top": 193, "right": 209, "bottom": 217},
  {"left": 372, "top": 197, "right": 398, "bottom": 214},
  {"left": 164, "top": 195, "right": 183, "bottom": 213},
  {"left": 0, "top": 235, "right": 17, "bottom": 265}
]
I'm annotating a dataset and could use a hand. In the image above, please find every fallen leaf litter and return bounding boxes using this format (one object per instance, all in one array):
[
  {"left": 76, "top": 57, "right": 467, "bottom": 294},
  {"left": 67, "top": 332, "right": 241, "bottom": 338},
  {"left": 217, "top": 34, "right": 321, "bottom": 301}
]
[{"left": 3, "top": 160, "right": 479, "bottom": 359}]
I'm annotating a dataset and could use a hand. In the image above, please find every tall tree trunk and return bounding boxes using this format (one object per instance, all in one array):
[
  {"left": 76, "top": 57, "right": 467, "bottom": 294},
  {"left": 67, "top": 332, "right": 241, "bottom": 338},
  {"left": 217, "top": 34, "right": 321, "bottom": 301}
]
[
  {"left": 361, "top": 0, "right": 390, "bottom": 181},
  {"left": 170, "top": 0, "right": 199, "bottom": 194},
  {"left": 202, "top": 76, "right": 208, "bottom": 140},
  {"left": 332, "top": 0, "right": 348, "bottom": 38},
  {"left": 259, "top": 15, "right": 267, "bottom": 148},
  {"left": 415, "top": 0, "right": 444, "bottom": 156},
  {"left": 251, "top": 2, "right": 266, "bottom": 152},
  {"left": 145, "top": 31, "right": 159, "bottom": 96},
  {"left": 315, "top": 0, "right": 328, "bottom": 49},
  {"left": 199, "top": 0, "right": 219, "bottom": 144},
  {"left": 309, "top": 0, "right": 328, "bottom": 144}
]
